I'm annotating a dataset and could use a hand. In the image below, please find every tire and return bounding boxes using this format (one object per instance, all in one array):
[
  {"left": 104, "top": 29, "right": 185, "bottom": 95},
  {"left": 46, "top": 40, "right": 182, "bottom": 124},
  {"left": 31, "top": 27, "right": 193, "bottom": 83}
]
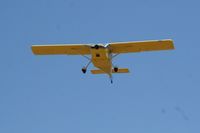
[
  {"left": 82, "top": 68, "right": 86, "bottom": 74},
  {"left": 114, "top": 67, "right": 118, "bottom": 72}
]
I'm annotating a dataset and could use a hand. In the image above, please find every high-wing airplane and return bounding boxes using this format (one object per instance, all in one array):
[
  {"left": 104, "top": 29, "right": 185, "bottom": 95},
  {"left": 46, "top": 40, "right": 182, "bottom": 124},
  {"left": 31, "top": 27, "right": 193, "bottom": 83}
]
[{"left": 31, "top": 39, "right": 174, "bottom": 83}]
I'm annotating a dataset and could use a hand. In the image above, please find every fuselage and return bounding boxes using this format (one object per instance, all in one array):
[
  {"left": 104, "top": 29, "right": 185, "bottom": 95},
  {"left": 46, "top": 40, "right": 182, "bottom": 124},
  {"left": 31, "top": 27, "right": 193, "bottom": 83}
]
[{"left": 90, "top": 44, "right": 112, "bottom": 75}]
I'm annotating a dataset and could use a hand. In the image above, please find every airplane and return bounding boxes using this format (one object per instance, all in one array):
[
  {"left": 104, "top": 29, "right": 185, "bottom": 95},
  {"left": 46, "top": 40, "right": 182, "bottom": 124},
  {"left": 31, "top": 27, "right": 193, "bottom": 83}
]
[{"left": 31, "top": 39, "right": 174, "bottom": 83}]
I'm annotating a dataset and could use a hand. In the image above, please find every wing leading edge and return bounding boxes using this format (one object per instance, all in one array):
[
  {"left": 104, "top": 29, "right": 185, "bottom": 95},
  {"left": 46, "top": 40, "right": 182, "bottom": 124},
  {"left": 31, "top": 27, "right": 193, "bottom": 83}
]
[
  {"left": 109, "top": 39, "right": 174, "bottom": 54},
  {"left": 31, "top": 44, "right": 91, "bottom": 55}
]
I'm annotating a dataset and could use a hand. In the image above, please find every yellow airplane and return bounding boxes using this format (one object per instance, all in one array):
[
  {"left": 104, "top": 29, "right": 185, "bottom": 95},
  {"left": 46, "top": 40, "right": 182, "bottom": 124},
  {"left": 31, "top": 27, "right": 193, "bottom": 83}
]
[{"left": 31, "top": 39, "right": 174, "bottom": 83}]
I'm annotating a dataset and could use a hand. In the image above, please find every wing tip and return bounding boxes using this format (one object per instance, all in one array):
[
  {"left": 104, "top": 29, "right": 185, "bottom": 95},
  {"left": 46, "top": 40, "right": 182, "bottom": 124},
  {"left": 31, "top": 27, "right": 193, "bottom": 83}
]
[
  {"left": 31, "top": 45, "right": 36, "bottom": 54},
  {"left": 31, "top": 45, "right": 39, "bottom": 55},
  {"left": 159, "top": 39, "right": 175, "bottom": 50},
  {"left": 167, "top": 39, "right": 175, "bottom": 50}
]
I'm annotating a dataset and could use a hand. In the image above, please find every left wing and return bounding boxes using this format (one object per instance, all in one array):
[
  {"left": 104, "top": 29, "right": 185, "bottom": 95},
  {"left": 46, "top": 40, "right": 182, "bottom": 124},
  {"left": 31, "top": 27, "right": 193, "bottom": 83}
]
[
  {"left": 31, "top": 44, "right": 91, "bottom": 55},
  {"left": 109, "top": 39, "right": 174, "bottom": 54}
]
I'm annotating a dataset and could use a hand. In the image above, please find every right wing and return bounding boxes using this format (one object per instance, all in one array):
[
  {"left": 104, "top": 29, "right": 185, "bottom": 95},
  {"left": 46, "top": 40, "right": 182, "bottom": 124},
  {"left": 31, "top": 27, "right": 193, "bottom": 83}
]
[
  {"left": 31, "top": 44, "right": 91, "bottom": 55},
  {"left": 109, "top": 39, "right": 174, "bottom": 54}
]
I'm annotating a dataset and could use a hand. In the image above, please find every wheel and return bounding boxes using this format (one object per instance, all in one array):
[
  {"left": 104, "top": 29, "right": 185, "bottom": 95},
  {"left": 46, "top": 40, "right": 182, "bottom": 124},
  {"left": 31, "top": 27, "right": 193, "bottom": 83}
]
[
  {"left": 82, "top": 68, "right": 86, "bottom": 74},
  {"left": 114, "top": 67, "right": 118, "bottom": 72}
]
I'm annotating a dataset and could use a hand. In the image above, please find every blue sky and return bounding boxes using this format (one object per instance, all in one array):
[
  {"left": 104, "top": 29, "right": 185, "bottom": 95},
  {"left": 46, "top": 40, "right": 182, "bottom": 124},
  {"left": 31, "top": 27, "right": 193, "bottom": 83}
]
[{"left": 0, "top": 0, "right": 200, "bottom": 132}]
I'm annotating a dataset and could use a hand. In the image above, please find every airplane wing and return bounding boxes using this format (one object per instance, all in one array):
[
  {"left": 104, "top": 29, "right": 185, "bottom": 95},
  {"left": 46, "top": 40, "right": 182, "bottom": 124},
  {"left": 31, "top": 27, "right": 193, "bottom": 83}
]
[
  {"left": 109, "top": 39, "right": 174, "bottom": 54},
  {"left": 31, "top": 44, "right": 91, "bottom": 55}
]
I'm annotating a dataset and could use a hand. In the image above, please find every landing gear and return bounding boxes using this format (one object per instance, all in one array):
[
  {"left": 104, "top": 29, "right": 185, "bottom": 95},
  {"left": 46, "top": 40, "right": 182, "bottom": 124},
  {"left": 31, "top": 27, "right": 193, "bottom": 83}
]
[
  {"left": 82, "top": 67, "right": 87, "bottom": 74},
  {"left": 114, "top": 67, "right": 118, "bottom": 72},
  {"left": 81, "top": 60, "right": 92, "bottom": 74}
]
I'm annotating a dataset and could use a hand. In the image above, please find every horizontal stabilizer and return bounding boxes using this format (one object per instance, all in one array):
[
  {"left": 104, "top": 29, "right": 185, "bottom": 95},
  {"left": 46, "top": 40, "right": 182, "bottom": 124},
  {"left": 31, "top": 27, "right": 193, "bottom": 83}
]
[
  {"left": 112, "top": 68, "right": 129, "bottom": 73},
  {"left": 91, "top": 68, "right": 129, "bottom": 74}
]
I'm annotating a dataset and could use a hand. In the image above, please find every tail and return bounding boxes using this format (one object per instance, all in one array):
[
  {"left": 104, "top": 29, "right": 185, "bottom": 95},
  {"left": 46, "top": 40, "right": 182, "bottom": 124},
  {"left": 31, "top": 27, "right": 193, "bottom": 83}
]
[{"left": 91, "top": 68, "right": 129, "bottom": 84}]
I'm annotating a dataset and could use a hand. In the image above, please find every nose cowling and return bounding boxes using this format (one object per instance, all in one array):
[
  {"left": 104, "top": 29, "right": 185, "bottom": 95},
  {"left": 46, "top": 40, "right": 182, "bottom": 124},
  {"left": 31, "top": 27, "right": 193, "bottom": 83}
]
[{"left": 92, "top": 45, "right": 100, "bottom": 49}]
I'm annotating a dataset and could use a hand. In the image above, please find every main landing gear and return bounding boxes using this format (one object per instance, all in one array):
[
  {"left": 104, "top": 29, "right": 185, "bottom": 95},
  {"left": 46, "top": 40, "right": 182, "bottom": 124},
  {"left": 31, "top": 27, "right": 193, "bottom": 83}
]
[
  {"left": 81, "top": 60, "right": 92, "bottom": 74},
  {"left": 114, "top": 67, "right": 118, "bottom": 72},
  {"left": 82, "top": 67, "right": 87, "bottom": 74}
]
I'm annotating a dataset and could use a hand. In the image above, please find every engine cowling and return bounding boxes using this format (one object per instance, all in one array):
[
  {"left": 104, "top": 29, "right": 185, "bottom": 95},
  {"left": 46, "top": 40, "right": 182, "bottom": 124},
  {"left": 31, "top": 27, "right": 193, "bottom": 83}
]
[{"left": 92, "top": 45, "right": 99, "bottom": 49}]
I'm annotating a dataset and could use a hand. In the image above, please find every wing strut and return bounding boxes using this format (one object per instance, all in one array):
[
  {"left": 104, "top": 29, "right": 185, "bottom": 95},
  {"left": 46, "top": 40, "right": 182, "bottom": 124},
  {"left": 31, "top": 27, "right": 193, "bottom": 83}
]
[
  {"left": 81, "top": 55, "right": 92, "bottom": 74},
  {"left": 81, "top": 55, "right": 91, "bottom": 61},
  {"left": 111, "top": 53, "right": 120, "bottom": 59}
]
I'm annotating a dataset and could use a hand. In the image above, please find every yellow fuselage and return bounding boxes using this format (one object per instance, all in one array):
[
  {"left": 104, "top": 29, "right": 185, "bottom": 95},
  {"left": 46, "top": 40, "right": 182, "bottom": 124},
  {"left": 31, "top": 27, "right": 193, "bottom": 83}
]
[{"left": 91, "top": 46, "right": 112, "bottom": 74}]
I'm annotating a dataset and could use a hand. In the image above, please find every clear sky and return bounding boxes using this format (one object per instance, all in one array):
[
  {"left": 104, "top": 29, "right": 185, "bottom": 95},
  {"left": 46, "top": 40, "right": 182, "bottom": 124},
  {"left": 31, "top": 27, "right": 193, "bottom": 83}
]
[{"left": 0, "top": 0, "right": 200, "bottom": 132}]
